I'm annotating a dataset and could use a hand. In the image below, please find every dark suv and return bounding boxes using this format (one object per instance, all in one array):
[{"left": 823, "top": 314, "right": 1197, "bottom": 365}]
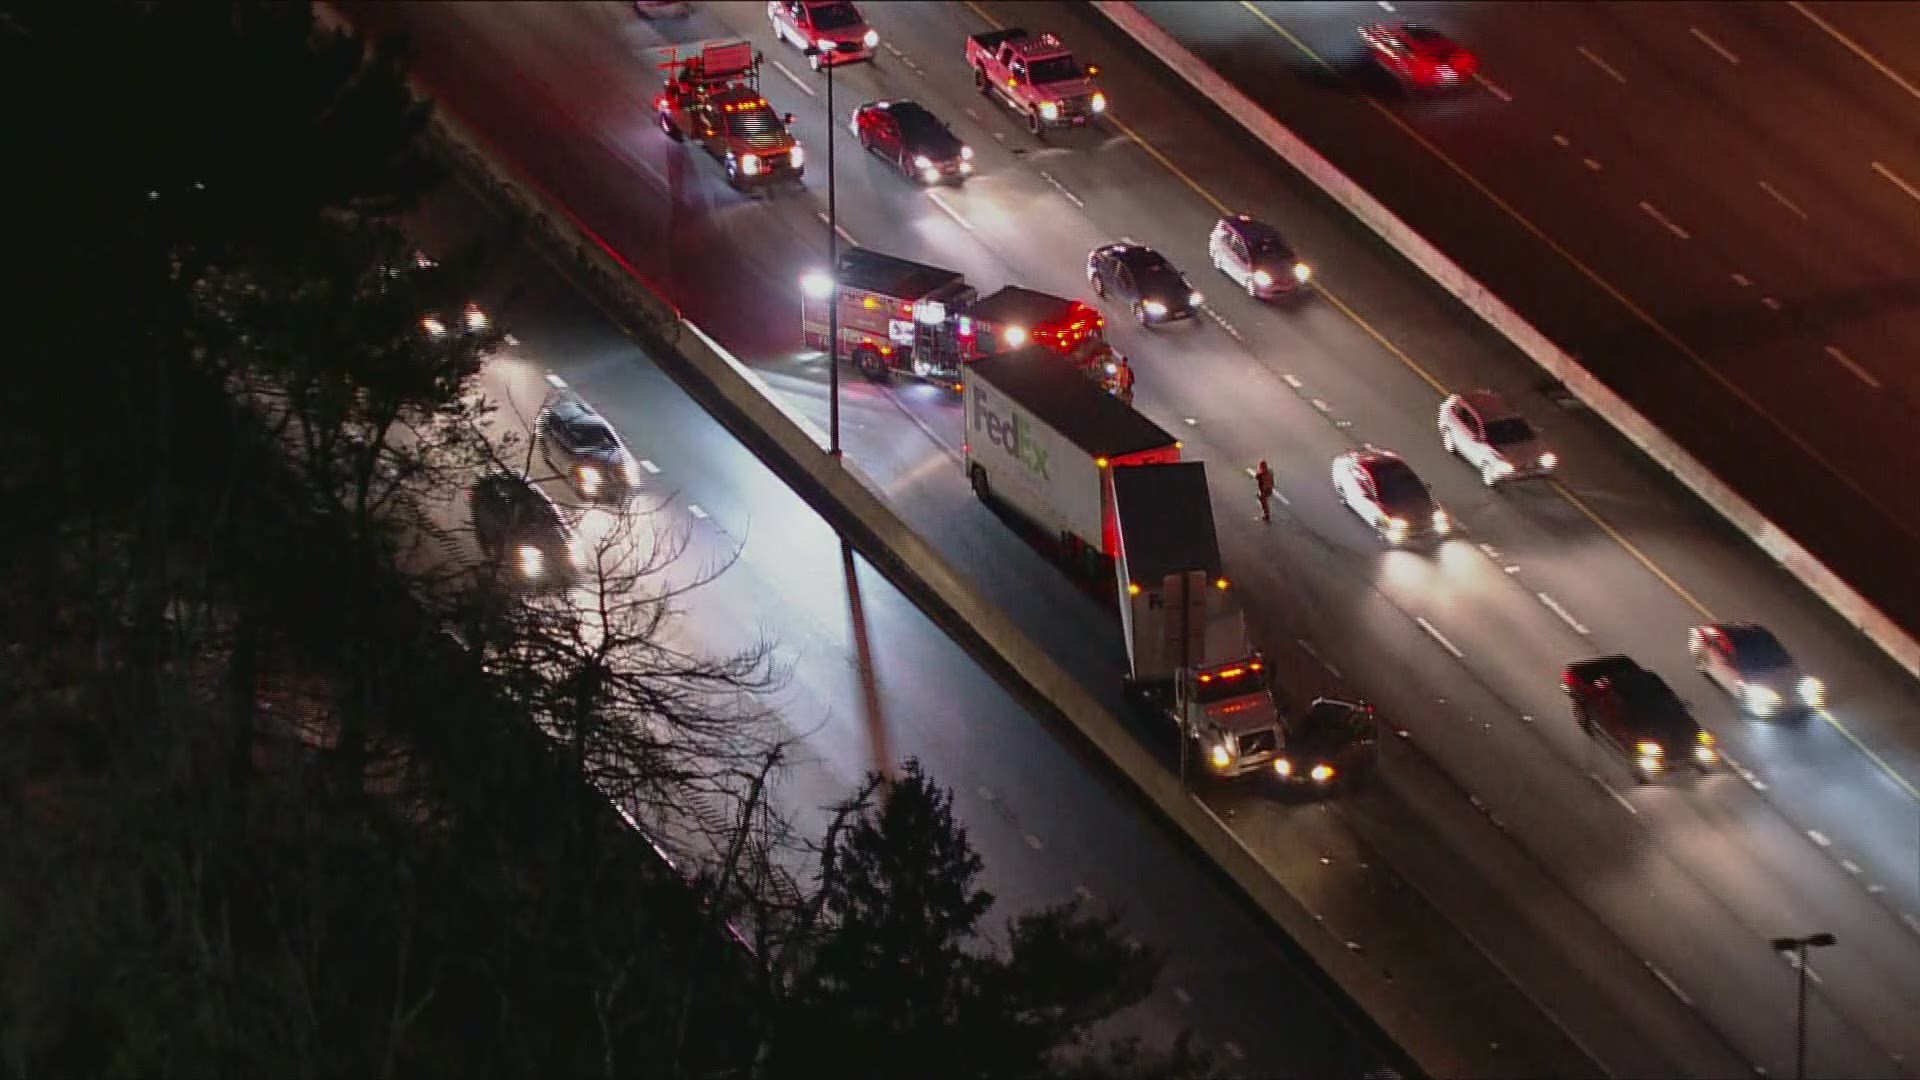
[
  {"left": 469, "top": 470, "right": 581, "bottom": 587},
  {"left": 1563, "top": 655, "right": 1717, "bottom": 782},
  {"left": 1273, "top": 697, "right": 1380, "bottom": 793}
]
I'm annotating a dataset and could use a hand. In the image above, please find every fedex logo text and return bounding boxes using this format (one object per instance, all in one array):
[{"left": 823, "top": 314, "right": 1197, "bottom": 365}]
[{"left": 973, "top": 393, "right": 1049, "bottom": 479}]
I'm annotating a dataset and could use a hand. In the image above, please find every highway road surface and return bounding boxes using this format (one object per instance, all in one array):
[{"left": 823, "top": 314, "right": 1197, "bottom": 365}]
[
  {"left": 1147, "top": 0, "right": 1920, "bottom": 649},
  {"left": 341, "top": 1, "right": 1920, "bottom": 1076},
  {"left": 404, "top": 180, "right": 1406, "bottom": 1076}
]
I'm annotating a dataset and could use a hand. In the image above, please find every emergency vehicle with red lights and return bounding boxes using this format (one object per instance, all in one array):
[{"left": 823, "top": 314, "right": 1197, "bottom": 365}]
[
  {"left": 801, "top": 246, "right": 1134, "bottom": 397},
  {"left": 656, "top": 40, "right": 804, "bottom": 189}
]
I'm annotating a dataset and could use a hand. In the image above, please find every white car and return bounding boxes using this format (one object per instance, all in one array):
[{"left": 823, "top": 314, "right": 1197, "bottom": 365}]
[
  {"left": 1438, "top": 390, "right": 1556, "bottom": 486},
  {"left": 1689, "top": 622, "right": 1826, "bottom": 717},
  {"left": 1332, "top": 448, "right": 1451, "bottom": 546},
  {"left": 768, "top": 0, "right": 877, "bottom": 70}
]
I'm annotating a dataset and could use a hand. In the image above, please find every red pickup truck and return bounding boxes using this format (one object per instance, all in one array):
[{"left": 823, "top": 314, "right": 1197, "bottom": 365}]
[{"left": 966, "top": 28, "right": 1106, "bottom": 137}]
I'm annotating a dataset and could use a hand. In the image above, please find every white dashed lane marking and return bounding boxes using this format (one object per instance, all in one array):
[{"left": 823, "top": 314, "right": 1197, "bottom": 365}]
[
  {"left": 1038, "top": 170, "right": 1085, "bottom": 208},
  {"left": 1731, "top": 272, "right": 1751, "bottom": 287},
  {"left": 1690, "top": 26, "right": 1741, "bottom": 65},
  {"left": 1474, "top": 73, "right": 1513, "bottom": 102},
  {"left": 1648, "top": 962, "right": 1694, "bottom": 1007},
  {"left": 638, "top": 459, "right": 662, "bottom": 475},
  {"left": 1590, "top": 770, "right": 1640, "bottom": 815},
  {"left": 1537, "top": 592, "right": 1591, "bottom": 636},
  {"left": 927, "top": 189, "right": 978, "bottom": 234},
  {"left": 1826, "top": 345, "right": 1882, "bottom": 389},
  {"left": 1416, "top": 617, "right": 1465, "bottom": 660},
  {"left": 1639, "top": 200, "right": 1692, "bottom": 240},
  {"left": 1172, "top": 987, "right": 1192, "bottom": 1006},
  {"left": 1577, "top": 46, "right": 1627, "bottom": 84},
  {"left": 1809, "top": 829, "right": 1832, "bottom": 848},
  {"left": 815, "top": 210, "right": 857, "bottom": 246},
  {"left": 770, "top": 59, "right": 817, "bottom": 97},
  {"left": 1759, "top": 179, "right": 1809, "bottom": 220},
  {"left": 545, "top": 372, "right": 569, "bottom": 389}
]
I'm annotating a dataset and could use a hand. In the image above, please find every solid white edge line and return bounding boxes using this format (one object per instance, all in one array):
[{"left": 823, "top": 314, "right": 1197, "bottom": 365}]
[{"left": 1415, "top": 616, "right": 1465, "bottom": 659}]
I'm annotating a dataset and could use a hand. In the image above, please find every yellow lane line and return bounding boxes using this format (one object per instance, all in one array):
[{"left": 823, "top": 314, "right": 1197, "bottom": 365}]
[
  {"left": 1234, "top": 2, "right": 1918, "bottom": 548},
  {"left": 967, "top": 0, "right": 1920, "bottom": 803}
]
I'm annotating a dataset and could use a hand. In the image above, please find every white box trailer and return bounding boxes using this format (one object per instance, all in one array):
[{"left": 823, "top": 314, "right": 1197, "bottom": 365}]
[{"left": 962, "top": 347, "right": 1180, "bottom": 562}]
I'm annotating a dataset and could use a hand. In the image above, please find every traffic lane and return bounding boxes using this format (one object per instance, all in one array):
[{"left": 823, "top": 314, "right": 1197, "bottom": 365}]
[
  {"left": 1141, "top": 0, "right": 1920, "bottom": 642},
  {"left": 464, "top": 228, "right": 1390, "bottom": 1074},
  {"left": 1453, "top": 0, "right": 1920, "bottom": 407}
]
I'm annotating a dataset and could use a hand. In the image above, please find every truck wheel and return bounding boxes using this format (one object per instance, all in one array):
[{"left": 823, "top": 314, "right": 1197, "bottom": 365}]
[
  {"left": 969, "top": 463, "right": 992, "bottom": 503},
  {"left": 974, "top": 66, "right": 988, "bottom": 93},
  {"left": 853, "top": 345, "right": 890, "bottom": 383},
  {"left": 659, "top": 113, "right": 683, "bottom": 142},
  {"left": 1027, "top": 109, "right": 1044, "bottom": 137}
]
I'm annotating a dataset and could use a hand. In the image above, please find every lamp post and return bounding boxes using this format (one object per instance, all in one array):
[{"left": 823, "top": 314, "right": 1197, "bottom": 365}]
[
  {"left": 807, "top": 42, "right": 841, "bottom": 457},
  {"left": 1771, "top": 931, "right": 1836, "bottom": 1080}
]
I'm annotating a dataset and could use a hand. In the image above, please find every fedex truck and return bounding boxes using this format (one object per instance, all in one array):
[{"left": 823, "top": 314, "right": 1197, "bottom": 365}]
[{"left": 962, "top": 347, "right": 1179, "bottom": 566}]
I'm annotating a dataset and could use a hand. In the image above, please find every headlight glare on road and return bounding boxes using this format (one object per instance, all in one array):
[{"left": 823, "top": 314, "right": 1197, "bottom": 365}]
[
  {"left": 1090, "top": 91, "right": 1108, "bottom": 113},
  {"left": 1743, "top": 682, "right": 1781, "bottom": 716},
  {"left": 1274, "top": 757, "right": 1293, "bottom": 777},
  {"left": 1310, "top": 763, "right": 1336, "bottom": 784},
  {"left": 577, "top": 465, "right": 601, "bottom": 495},
  {"left": 1432, "top": 508, "right": 1451, "bottom": 535},
  {"left": 1208, "top": 742, "right": 1232, "bottom": 770},
  {"left": 1538, "top": 451, "right": 1559, "bottom": 470},
  {"left": 863, "top": 29, "right": 879, "bottom": 48},
  {"left": 516, "top": 544, "right": 544, "bottom": 580},
  {"left": 1143, "top": 299, "right": 1167, "bottom": 318},
  {"left": 801, "top": 270, "right": 835, "bottom": 300},
  {"left": 1292, "top": 262, "right": 1313, "bottom": 283},
  {"left": 1039, "top": 101, "right": 1059, "bottom": 121},
  {"left": 1252, "top": 269, "right": 1274, "bottom": 288}
]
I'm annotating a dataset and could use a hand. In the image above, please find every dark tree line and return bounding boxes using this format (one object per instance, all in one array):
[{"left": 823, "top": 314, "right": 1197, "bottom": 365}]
[{"left": 0, "top": 3, "right": 1235, "bottom": 1078}]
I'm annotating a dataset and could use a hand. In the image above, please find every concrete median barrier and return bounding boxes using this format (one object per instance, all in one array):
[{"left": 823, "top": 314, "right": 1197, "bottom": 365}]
[{"left": 1089, "top": 0, "right": 1920, "bottom": 686}]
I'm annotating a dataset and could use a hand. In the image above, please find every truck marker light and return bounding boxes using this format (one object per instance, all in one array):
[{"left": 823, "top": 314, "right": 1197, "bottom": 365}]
[
  {"left": 862, "top": 297, "right": 880, "bottom": 310},
  {"left": 1128, "top": 583, "right": 1141, "bottom": 596},
  {"left": 1214, "top": 577, "right": 1230, "bottom": 590},
  {"left": 1095, "top": 456, "right": 1109, "bottom": 469}
]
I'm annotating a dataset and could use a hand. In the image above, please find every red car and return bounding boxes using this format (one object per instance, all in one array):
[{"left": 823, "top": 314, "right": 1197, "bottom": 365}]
[{"left": 1359, "top": 23, "right": 1478, "bottom": 91}]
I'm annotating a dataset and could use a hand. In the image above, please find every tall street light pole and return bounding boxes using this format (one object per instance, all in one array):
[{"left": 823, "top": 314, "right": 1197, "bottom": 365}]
[
  {"left": 820, "top": 46, "right": 841, "bottom": 458},
  {"left": 1771, "top": 931, "right": 1836, "bottom": 1080}
]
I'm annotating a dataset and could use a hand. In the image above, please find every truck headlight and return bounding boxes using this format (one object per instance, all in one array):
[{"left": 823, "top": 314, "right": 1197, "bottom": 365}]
[
  {"left": 1431, "top": 508, "right": 1451, "bottom": 535},
  {"left": 1636, "top": 740, "right": 1663, "bottom": 759},
  {"left": 1798, "top": 676, "right": 1826, "bottom": 708},
  {"left": 1142, "top": 299, "right": 1167, "bottom": 318},
  {"left": 516, "top": 544, "right": 545, "bottom": 580},
  {"left": 1039, "top": 101, "right": 1060, "bottom": 121},
  {"left": 421, "top": 315, "right": 448, "bottom": 338},
  {"left": 1310, "top": 763, "right": 1336, "bottom": 784},
  {"left": 1538, "top": 451, "right": 1559, "bottom": 470},
  {"left": 961, "top": 145, "right": 974, "bottom": 160},
  {"left": 463, "top": 304, "right": 490, "bottom": 332},
  {"left": 1274, "top": 757, "right": 1293, "bottom": 777},
  {"left": 914, "top": 155, "right": 933, "bottom": 170},
  {"left": 740, "top": 152, "right": 762, "bottom": 176},
  {"left": 621, "top": 459, "right": 641, "bottom": 487},
  {"left": 1252, "top": 269, "right": 1274, "bottom": 288},
  {"left": 1188, "top": 290, "right": 1204, "bottom": 307},
  {"left": 1695, "top": 743, "right": 1717, "bottom": 765},
  {"left": 1292, "top": 262, "right": 1313, "bottom": 283},
  {"left": 788, "top": 144, "right": 804, "bottom": 169},
  {"left": 862, "top": 29, "right": 879, "bottom": 48},
  {"left": 1208, "top": 743, "right": 1232, "bottom": 770},
  {"left": 1090, "top": 91, "right": 1108, "bottom": 113},
  {"left": 1743, "top": 682, "right": 1781, "bottom": 716},
  {"left": 1385, "top": 517, "right": 1409, "bottom": 543},
  {"left": 576, "top": 465, "right": 602, "bottom": 495}
]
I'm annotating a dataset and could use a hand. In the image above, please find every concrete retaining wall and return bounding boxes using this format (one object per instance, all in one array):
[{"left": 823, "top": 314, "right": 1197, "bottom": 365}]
[{"left": 1088, "top": 1, "right": 1920, "bottom": 686}]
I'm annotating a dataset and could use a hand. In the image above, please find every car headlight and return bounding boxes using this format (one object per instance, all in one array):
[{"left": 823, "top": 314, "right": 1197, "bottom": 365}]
[
  {"left": 959, "top": 160, "right": 974, "bottom": 175},
  {"left": 1292, "top": 262, "right": 1313, "bottom": 283},
  {"left": 1039, "top": 101, "right": 1060, "bottom": 120},
  {"left": 1695, "top": 732, "right": 1717, "bottom": 765},
  {"left": 1432, "top": 508, "right": 1451, "bottom": 535},
  {"left": 1537, "top": 451, "right": 1559, "bottom": 470},
  {"left": 788, "top": 144, "right": 804, "bottom": 169},
  {"left": 1142, "top": 299, "right": 1168, "bottom": 317},
  {"left": 1799, "top": 676, "right": 1826, "bottom": 708},
  {"left": 621, "top": 459, "right": 641, "bottom": 486},
  {"left": 1274, "top": 757, "right": 1293, "bottom": 778},
  {"left": 1002, "top": 326, "right": 1027, "bottom": 347},
  {"left": 914, "top": 155, "right": 933, "bottom": 170},
  {"left": 1743, "top": 682, "right": 1781, "bottom": 716},
  {"left": 576, "top": 465, "right": 602, "bottom": 495},
  {"left": 863, "top": 29, "right": 879, "bottom": 48},
  {"left": 1385, "top": 517, "right": 1409, "bottom": 542},
  {"left": 1490, "top": 459, "right": 1516, "bottom": 477},
  {"left": 1636, "top": 740, "right": 1663, "bottom": 759},
  {"left": 421, "top": 315, "right": 448, "bottom": 338},
  {"left": 961, "top": 145, "right": 974, "bottom": 160},
  {"left": 1252, "top": 269, "right": 1274, "bottom": 288},
  {"left": 516, "top": 543, "right": 545, "bottom": 580},
  {"left": 1310, "top": 763, "right": 1336, "bottom": 784},
  {"left": 1188, "top": 290, "right": 1204, "bottom": 307},
  {"left": 1208, "top": 742, "right": 1232, "bottom": 770},
  {"left": 740, "top": 152, "right": 762, "bottom": 176},
  {"left": 463, "top": 304, "right": 490, "bottom": 332},
  {"left": 1090, "top": 91, "right": 1108, "bottom": 113}
]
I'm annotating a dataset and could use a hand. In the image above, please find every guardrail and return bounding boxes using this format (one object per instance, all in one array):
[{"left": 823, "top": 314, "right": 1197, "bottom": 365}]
[
  {"left": 1087, "top": 1, "right": 1920, "bottom": 688},
  {"left": 312, "top": 4, "right": 1602, "bottom": 1074}
]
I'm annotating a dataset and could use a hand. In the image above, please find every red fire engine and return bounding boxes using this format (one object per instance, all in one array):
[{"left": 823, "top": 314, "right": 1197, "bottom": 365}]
[
  {"left": 656, "top": 40, "right": 804, "bottom": 190},
  {"left": 801, "top": 247, "right": 1134, "bottom": 397}
]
